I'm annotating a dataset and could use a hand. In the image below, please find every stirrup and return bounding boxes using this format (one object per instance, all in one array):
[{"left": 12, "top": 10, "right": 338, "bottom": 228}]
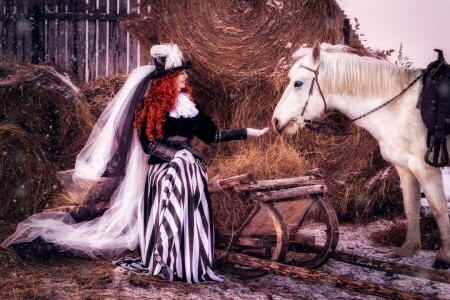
[{"left": 424, "top": 136, "right": 449, "bottom": 167}]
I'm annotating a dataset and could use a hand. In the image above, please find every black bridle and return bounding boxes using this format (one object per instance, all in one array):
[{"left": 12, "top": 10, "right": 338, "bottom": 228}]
[
  {"left": 293, "top": 63, "right": 426, "bottom": 136},
  {"left": 298, "top": 64, "right": 327, "bottom": 118}
]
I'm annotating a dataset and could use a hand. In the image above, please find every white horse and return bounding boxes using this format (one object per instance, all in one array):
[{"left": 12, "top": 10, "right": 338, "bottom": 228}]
[{"left": 272, "top": 43, "right": 450, "bottom": 269}]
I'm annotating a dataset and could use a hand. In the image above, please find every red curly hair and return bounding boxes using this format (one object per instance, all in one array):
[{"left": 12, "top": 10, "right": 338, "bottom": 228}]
[{"left": 133, "top": 70, "right": 193, "bottom": 141}]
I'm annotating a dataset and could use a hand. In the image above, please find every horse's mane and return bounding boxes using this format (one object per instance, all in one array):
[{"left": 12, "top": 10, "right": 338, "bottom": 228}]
[{"left": 292, "top": 46, "right": 422, "bottom": 98}]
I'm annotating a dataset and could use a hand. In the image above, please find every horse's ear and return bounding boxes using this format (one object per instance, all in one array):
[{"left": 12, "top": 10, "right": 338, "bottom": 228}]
[{"left": 312, "top": 41, "right": 321, "bottom": 63}]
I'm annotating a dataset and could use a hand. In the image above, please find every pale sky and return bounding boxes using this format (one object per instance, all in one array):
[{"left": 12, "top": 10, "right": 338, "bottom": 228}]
[{"left": 339, "top": 0, "right": 450, "bottom": 68}]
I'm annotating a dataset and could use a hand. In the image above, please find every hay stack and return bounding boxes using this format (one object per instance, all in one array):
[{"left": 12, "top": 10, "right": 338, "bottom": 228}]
[
  {"left": 125, "top": 0, "right": 400, "bottom": 234},
  {"left": 0, "top": 62, "right": 94, "bottom": 221}
]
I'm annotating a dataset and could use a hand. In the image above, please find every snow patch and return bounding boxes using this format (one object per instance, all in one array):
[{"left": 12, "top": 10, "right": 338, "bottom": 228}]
[
  {"left": 266, "top": 0, "right": 284, "bottom": 10},
  {"left": 47, "top": 67, "right": 80, "bottom": 95}
]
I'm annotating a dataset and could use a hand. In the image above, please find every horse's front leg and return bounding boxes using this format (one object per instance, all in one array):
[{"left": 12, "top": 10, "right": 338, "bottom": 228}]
[
  {"left": 411, "top": 162, "right": 450, "bottom": 269},
  {"left": 394, "top": 165, "right": 422, "bottom": 257}
]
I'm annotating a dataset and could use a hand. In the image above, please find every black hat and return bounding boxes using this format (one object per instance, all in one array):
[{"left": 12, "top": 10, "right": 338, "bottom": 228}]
[{"left": 149, "top": 44, "right": 192, "bottom": 79}]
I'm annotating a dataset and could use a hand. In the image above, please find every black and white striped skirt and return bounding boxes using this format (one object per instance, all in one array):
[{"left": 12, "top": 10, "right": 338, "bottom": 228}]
[{"left": 114, "top": 153, "right": 224, "bottom": 283}]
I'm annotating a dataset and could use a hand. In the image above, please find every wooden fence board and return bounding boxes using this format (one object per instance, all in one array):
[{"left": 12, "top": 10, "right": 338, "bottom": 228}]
[
  {"left": 56, "top": 0, "right": 67, "bottom": 68},
  {"left": 75, "top": 0, "right": 87, "bottom": 80},
  {"left": 4, "top": 0, "right": 16, "bottom": 62},
  {"left": 45, "top": 0, "right": 57, "bottom": 63},
  {"left": 66, "top": 0, "right": 76, "bottom": 74},
  {"left": 86, "top": 0, "right": 96, "bottom": 80},
  {"left": 0, "top": 0, "right": 3, "bottom": 60},
  {"left": 117, "top": 0, "right": 128, "bottom": 74},
  {"left": 97, "top": 0, "right": 107, "bottom": 78},
  {"left": 0, "top": 0, "right": 147, "bottom": 80}
]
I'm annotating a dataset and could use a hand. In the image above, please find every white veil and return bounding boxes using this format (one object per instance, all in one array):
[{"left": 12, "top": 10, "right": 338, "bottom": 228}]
[{"left": 1, "top": 65, "right": 155, "bottom": 258}]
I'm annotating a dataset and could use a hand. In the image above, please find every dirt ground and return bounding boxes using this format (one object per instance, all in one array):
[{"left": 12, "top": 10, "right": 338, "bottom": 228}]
[{"left": 0, "top": 219, "right": 449, "bottom": 300}]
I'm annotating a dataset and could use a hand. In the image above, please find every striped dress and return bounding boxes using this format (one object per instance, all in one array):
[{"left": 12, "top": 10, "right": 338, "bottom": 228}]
[{"left": 114, "top": 94, "right": 247, "bottom": 283}]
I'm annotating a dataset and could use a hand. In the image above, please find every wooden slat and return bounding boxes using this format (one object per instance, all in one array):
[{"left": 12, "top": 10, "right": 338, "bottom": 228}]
[
  {"left": 128, "top": 27, "right": 138, "bottom": 71},
  {"left": 75, "top": 0, "right": 87, "bottom": 80},
  {"left": 240, "top": 199, "right": 313, "bottom": 236},
  {"left": 15, "top": 0, "right": 26, "bottom": 62},
  {"left": 97, "top": 0, "right": 107, "bottom": 78},
  {"left": 22, "top": 0, "right": 33, "bottom": 63},
  {"left": 106, "top": 0, "right": 119, "bottom": 75},
  {"left": 4, "top": 0, "right": 16, "bottom": 62},
  {"left": 116, "top": 0, "right": 127, "bottom": 74},
  {"left": 86, "top": 0, "right": 96, "bottom": 80},
  {"left": 107, "top": 18, "right": 119, "bottom": 76},
  {"left": 251, "top": 185, "right": 327, "bottom": 202},
  {"left": 56, "top": 0, "right": 66, "bottom": 68},
  {"left": 66, "top": 0, "right": 76, "bottom": 74},
  {"left": 0, "top": 0, "right": 4, "bottom": 60},
  {"left": 234, "top": 176, "right": 324, "bottom": 192},
  {"left": 208, "top": 173, "right": 254, "bottom": 192},
  {"left": 45, "top": 0, "right": 57, "bottom": 63},
  {"left": 140, "top": 42, "right": 151, "bottom": 66}
]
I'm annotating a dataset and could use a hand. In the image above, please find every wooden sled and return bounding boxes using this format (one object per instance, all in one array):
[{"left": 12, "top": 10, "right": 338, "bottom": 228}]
[{"left": 209, "top": 169, "right": 339, "bottom": 272}]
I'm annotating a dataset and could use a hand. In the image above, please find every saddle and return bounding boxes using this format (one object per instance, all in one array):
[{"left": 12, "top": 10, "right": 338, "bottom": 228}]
[{"left": 418, "top": 49, "right": 450, "bottom": 167}]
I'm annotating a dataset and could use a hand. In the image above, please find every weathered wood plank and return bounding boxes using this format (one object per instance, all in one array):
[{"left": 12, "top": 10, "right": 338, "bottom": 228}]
[
  {"left": 295, "top": 243, "right": 450, "bottom": 286},
  {"left": 107, "top": 18, "right": 119, "bottom": 76},
  {"left": 45, "top": 0, "right": 57, "bottom": 63},
  {"left": 251, "top": 185, "right": 327, "bottom": 202},
  {"left": 15, "top": 0, "right": 27, "bottom": 62},
  {"left": 208, "top": 173, "right": 254, "bottom": 192},
  {"left": 75, "top": 0, "right": 87, "bottom": 80},
  {"left": 66, "top": 0, "right": 76, "bottom": 74},
  {"left": 56, "top": 0, "right": 66, "bottom": 68},
  {"left": 4, "top": 0, "right": 16, "bottom": 62},
  {"left": 0, "top": 0, "right": 4, "bottom": 60},
  {"left": 216, "top": 250, "right": 436, "bottom": 300},
  {"left": 240, "top": 199, "right": 313, "bottom": 236},
  {"left": 86, "top": 0, "right": 96, "bottom": 80},
  {"left": 22, "top": 0, "right": 34, "bottom": 63},
  {"left": 127, "top": 0, "right": 138, "bottom": 71},
  {"left": 116, "top": 0, "right": 127, "bottom": 73},
  {"left": 97, "top": 0, "right": 107, "bottom": 78},
  {"left": 234, "top": 176, "right": 325, "bottom": 192}
]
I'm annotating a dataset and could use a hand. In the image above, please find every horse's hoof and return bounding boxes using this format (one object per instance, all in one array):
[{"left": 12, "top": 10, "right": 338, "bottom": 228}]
[
  {"left": 394, "top": 246, "right": 418, "bottom": 258},
  {"left": 432, "top": 259, "right": 450, "bottom": 270}
]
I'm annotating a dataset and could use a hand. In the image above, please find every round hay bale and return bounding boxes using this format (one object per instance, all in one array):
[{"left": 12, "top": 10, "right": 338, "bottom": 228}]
[
  {"left": 121, "top": 0, "right": 401, "bottom": 233},
  {"left": 0, "top": 62, "right": 94, "bottom": 220},
  {"left": 0, "top": 123, "right": 58, "bottom": 220}
]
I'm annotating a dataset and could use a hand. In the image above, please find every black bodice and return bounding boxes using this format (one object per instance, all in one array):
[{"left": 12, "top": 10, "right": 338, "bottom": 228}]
[{"left": 139, "top": 103, "right": 247, "bottom": 164}]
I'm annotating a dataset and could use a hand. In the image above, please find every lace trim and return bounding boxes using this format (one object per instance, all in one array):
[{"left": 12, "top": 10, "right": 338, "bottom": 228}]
[{"left": 169, "top": 93, "right": 199, "bottom": 118}]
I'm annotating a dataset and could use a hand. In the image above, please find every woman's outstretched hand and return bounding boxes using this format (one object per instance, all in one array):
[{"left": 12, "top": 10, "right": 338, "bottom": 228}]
[{"left": 246, "top": 127, "right": 269, "bottom": 137}]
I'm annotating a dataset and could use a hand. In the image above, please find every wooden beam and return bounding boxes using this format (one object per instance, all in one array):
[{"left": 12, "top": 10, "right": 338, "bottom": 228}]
[
  {"left": 216, "top": 250, "right": 440, "bottom": 300},
  {"left": 234, "top": 176, "right": 325, "bottom": 192},
  {"left": 294, "top": 244, "right": 450, "bottom": 285},
  {"left": 251, "top": 185, "right": 327, "bottom": 202},
  {"left": 208, "top": 173, "right": 254, "bottom": 192}
]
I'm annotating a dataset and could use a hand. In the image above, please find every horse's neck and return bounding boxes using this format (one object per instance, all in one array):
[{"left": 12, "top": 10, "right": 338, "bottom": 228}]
[{"left": 327, "top": 87, "right": 422, "bottom": 139}]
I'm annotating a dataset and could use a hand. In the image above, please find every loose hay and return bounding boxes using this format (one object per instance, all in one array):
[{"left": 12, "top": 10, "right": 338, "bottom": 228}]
[{"left": 370, "top": 215, "right": 441, "bottom": 250}]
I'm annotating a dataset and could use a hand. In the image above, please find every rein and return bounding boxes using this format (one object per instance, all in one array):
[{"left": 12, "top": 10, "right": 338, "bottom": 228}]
[{"left": 296, "top": 64, "right": 427, "bottom": 136}]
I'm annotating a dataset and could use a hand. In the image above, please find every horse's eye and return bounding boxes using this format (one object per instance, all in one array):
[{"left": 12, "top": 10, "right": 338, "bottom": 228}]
[{"left": 294, "top": 81, "right": 303, "bottom": 88}]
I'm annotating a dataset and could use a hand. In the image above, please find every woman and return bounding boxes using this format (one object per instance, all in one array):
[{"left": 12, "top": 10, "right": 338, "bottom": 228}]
[{"left": 1, "top": 44, "right": 267, "bottom": 283}]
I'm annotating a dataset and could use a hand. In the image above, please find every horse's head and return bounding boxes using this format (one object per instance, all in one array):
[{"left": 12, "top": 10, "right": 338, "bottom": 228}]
[{"left": 272, "top": 43, "right": 326, "bottom": 135}]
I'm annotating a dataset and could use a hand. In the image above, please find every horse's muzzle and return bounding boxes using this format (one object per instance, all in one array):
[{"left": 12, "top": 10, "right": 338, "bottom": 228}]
[{"left": 272, "top": 117, "right": 283, "bottom": 134}]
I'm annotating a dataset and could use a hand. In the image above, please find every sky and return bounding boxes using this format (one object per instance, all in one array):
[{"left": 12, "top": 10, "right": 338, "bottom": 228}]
[{"left": 339, "top": 0, "right": 450, "bottom": 68}]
